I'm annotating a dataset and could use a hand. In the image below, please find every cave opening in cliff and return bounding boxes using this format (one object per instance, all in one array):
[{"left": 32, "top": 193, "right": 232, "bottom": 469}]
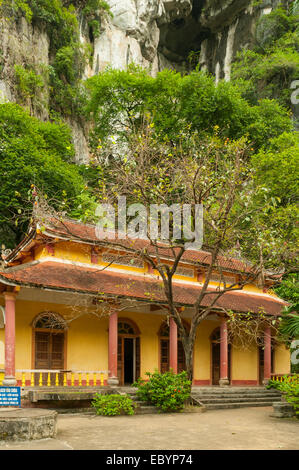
[{"left": 158, "top": 0, "right": 211, "bottom": 69}]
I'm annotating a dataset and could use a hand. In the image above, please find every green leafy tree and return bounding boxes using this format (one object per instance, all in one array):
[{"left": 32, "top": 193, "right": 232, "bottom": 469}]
[
  {"left": 85, "top": 66, "right": 293, "bottom": 153},
  {"left": 0, "top": 103, "right": 87, "bottom": 247},
  {"left": 47, "top": 120, "right": 293, "bottom": 381}
]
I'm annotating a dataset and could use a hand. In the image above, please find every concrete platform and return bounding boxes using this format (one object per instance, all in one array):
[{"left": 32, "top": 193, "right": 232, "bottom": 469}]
[
  {"left": 0, "top": 408, "right": 57, "bottom": 441},
  {"left": 1, "top": 407, "right": 298, "bottom": 450}
]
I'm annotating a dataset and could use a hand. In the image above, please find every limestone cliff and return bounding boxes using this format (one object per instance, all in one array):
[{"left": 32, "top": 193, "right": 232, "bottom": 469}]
[{"left": 0, "top": 0, "right": 282, "bottom": 161}]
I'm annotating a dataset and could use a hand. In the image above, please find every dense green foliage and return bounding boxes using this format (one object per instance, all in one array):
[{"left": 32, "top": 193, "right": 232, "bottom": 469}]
[
  {"left": 83, "top": 65, "right": 297, "bottom": 271},
  {"left": 239, "top": 131, "right": 299, "bottom": 271},
  {"left": 133, "top": 371, "right": 191, "bottom": 412},
  {"left": 91, "top": 393, "right": 136, "bottom": 416},
  {"left": 267, "top": 375, "right": 299, "bottom": 416},
  {"left": 0, "top": 103, "right": 86, "bottom": 247},
  {"left": 85, "top": 65, "right": 293, "bottom": 152},
  {"left": 232, "top": 4, "right": 299, "bottom": 110},
  {"left": 275, "top": 273, "right": 299, "bottom": 373},
  {"left": 276, "top": 273, "right": 299, "bottom": 306}
]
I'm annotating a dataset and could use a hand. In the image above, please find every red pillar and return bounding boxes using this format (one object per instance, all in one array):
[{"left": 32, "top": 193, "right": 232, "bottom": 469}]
[
  {"left": 108, "top": 309, "right": 119, "bottom": 386},
  {"left": 169, "top": 317, "right": 178, "bottom": 374},
  {"left": 3, "top": 292, "right": 17, "bottom": 386},
  {"left": 219, "top": 319, "right": 229, "bottom": 386},
  {"left": 263, "top": 327, "right": 272, "bottom": 385}
]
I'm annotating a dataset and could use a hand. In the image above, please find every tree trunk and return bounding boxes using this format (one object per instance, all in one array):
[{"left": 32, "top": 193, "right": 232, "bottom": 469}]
[{"left": 182, "top": 336, "right": 194, "bottom": 383}]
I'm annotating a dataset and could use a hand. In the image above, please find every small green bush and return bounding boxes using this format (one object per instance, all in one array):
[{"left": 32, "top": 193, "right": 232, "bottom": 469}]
[
  {"left": 91, "top": 393, "right": 136, "bottom": 416},
  {"left": 133, "top": 370, "right": 191, "bottom": 413},
  {"left": 267, "top": 375, "right": 299, "bottom": 416}
]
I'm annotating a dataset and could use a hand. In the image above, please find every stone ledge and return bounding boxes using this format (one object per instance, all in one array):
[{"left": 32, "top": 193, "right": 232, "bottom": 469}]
[
  {"left": 0, "top": 409, "right": 57, "bottom": 441},
  {"left": 271, "top": 402, "right": 295, "bottom": 418},
  {"left": 29, "top": 390, "right": 97, "bottom": 402}
]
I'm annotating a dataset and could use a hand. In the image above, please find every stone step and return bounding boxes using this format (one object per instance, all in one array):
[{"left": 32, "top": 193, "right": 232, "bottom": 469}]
[
  {"left": 204, "top": 401, "right": 277, "bottom": 410},
  {"left": 192, "top": 388, "right": 280, "bottom": 395},
  {"left": 134, "top": 400, "right": 155, "bottom": 406},
  {"left": 135, "top": 406, "right": 159, "bottom": 415},
  {"left": 192, "top": 393, "right": 281, "bottom": 400},
  {"left": 198, "top": 396, "right": 281, "bottom": 404}
]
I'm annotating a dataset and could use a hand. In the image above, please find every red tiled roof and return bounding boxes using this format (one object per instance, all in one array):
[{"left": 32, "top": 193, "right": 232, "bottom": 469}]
[
  {"left": 35, "top": 218, "right": 252, "bottom": 274},
  {"left": 0, "top": 261, "right": 285, "bottom": 315}
]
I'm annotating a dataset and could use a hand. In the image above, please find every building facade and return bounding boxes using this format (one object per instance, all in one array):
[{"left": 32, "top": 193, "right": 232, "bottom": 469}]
[{"left": 0, "top": 218, "right": 290, "bottom": 388}]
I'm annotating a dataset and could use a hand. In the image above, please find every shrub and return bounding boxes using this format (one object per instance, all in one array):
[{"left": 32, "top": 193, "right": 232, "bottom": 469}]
[
  {"left": 133, "top": 370, "right": 191, "bottom": 413},
  {"left": 91, "top": 393, "right": 136, "bottom": 416},
  {"left": 267, "top": 375, "right": 299, "bottom": 416}
]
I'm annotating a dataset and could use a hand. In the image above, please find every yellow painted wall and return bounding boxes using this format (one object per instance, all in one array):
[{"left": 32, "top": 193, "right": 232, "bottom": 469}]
[
  {"left": 231, "top": 344, "right": 258, "bottom": 381},
  {"left": 54, "top": 241, "right": 91, "bottom": 264},
  {"left": 0, "top": 297, "right": 291, "bottom": 382},
  {"left": 13, "top": 299, "right": 109, "bottom": 371},
  {"left": 274, "top": 344, "right": 290, "bottom": 375}
]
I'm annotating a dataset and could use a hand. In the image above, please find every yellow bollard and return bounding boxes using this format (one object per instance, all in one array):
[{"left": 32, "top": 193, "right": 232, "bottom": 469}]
[
  {"left": 55, "top": 373, "right": 59, "bottom": 387},
  {"left": 47, "top": 372, "right": 51, "bottom": 387},
  {"left": 93, "top": 373, "right": 97, "bottom": 386},
  {"left": 86, "top": 373, "right": 89, "bottom": 386},
  {"left": 100, "top": 373, "right": 104, "bottom": 386},
  {"left": 22, "top": 372, "right": 26, "bottom": 387},
  {"left": 39, "top": 372, "right": 43, "bottom": 387},
  {"left": 31, "top": 373, "right": 34, "bottom": 386}
]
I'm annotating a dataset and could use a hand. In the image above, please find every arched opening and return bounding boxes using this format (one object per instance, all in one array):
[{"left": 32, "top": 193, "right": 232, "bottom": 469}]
[
  {"left": 158, "top": 320, "right": 189, "bottom": 374},
  {"left": 210, "top": 327, "right": 231, "bottom": 385},
  {"left": 117, "top": 318, "right": 140, "bottom": 386},
  {"left": 32, "top": 312, "right": 67, "bottom": 384}
]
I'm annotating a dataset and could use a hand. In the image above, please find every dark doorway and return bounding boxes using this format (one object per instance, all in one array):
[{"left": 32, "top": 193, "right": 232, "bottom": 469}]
[
  {"left": 258, "top": 344, "right": 275, "bottom": 385},
  {"left": 117, "top": 319, "right": 140, "bottom": 385},
  {"left": 124, "top": 338, "right": 134, "bottom": 385},
  {"left": 212, "top": 341, "right": 220, "bottom": 385}
]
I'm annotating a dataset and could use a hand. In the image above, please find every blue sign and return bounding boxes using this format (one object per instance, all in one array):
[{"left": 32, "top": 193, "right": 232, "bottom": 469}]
[{"left": 0, "top": 387, "right": 21, "bottom": 407}]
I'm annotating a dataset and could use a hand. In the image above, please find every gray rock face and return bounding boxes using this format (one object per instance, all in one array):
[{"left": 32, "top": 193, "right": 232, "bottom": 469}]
[
  {"left": 90, "top": 0, "right": 278, "bottom": 82},
  {"left": 0, "top": 0, "right": 280, "bottom": 162},
  {"left": 0, "top": 16, "right": 49, "bottom": 118}
]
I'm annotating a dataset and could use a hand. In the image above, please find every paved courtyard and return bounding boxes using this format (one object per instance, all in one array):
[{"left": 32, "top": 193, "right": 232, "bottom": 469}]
[{"left": 0, "top": 407, "right": 298, "bottom": 450}]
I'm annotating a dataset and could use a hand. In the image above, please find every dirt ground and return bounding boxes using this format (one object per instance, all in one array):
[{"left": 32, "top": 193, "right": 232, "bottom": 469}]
[{"left": 0, "top": 406, "right": 298, "bottom": 450}]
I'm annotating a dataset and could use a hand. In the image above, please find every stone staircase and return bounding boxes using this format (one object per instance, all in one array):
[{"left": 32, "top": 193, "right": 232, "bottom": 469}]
[
  {"left": 121, "top": 389, "right": 160, "bottom": 414},
  {"left": 191, "top": 386, "right": 282, "bottom": 410}
]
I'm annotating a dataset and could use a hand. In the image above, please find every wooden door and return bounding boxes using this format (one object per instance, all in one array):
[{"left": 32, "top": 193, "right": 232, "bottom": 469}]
[
  {"left": 117, "top": 337, "right": 123, "bottom": 384},
  {"left": 35, "top": 331, "right": 64, "bottom": 385},
  {"left": 258, "top": 346, "right": 264, "bottom": 385},
  {"left": 160, "top": 339, "right": 186, "bottom": 373},
  {"left": 212, "top": 342, "right": 220, "bottom": 385},
  {"left": 160, "top": 339, "right": 169, "bottom": 373},
  {"left": 178, "top": 341, "right": 186, "bottom": 373}
]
